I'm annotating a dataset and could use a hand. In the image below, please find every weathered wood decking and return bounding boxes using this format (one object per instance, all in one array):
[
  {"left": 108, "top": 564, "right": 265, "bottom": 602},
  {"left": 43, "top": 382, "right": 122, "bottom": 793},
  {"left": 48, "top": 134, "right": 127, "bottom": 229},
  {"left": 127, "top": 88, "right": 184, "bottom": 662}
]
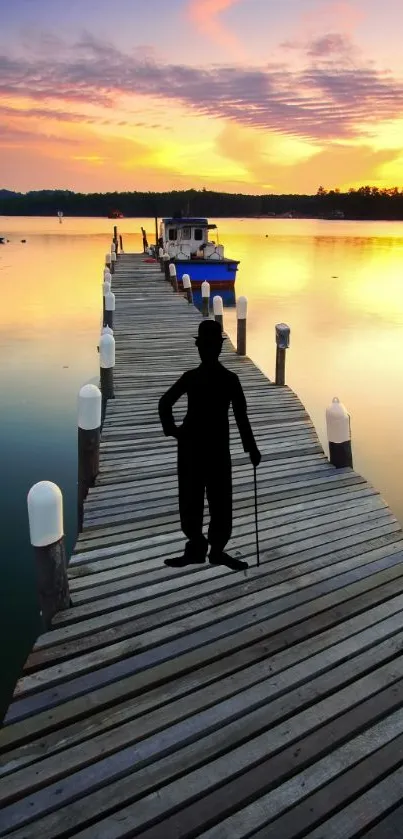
[{"left": 1, "top": 253, "right": 403, "bottom": 838}]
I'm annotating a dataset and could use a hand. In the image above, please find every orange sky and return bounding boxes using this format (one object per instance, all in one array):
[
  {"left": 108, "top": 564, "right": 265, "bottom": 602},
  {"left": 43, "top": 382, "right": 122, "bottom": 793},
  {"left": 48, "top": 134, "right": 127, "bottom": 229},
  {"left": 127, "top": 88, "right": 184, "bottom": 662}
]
[{"left": 2, "top": 0, "right": 403, "bottom": 194}]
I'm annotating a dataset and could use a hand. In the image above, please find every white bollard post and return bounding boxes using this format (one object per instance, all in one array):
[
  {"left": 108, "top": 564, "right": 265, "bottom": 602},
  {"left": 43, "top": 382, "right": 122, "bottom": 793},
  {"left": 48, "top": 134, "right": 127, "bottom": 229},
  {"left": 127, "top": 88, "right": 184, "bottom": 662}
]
[
  {"left": 275, "top": 323, "right": 290, "bottom": 386},
  {"left": 326, "top": 397, "right": 353, "bottom": 468},
  {"left": 111, "top": 242, "right": 116, "bottom": 254},
  {"left": 158, "top": 247, "right": 164, "bottom": 272},
  {"left": 77, "top": 385, "right": 102, "bottom": 532},
  {"left": 104, "top": 290, "right": 115, "bottom": 329},
  {"left": 110, "top": 251, "right": 117, "bottom": 275},
  {"left": 103, "top": 267, "right": 111, "bottom": 282},
  {"left": 213, "top": 295, "right": 224, "bottom": 332},
  {"left": 201, "top": 281, "right": 210, "bottom": 317},
  {"left": 105, "top": 252, "right": 111, "bottom": 269},
  {"left": 102, "top": 280, "right": 111, "bottom": 322},
  {"left": 236, "top": 296, "right": 247, "bottom": 355},
  {"left": 182, "top": 273, "right": 193, "bottom": 304},
  {"left": 27, "top": 481, "right": 70, "bottom": 629},
  {"left": 169, "top": 262, "right": 178, "bottom": 292},
  {"left": 100, "top": 332, "right": 115, "bottom": 402},
  {"left": 163, "top": 253, "right": 170, "bottom": 281}
]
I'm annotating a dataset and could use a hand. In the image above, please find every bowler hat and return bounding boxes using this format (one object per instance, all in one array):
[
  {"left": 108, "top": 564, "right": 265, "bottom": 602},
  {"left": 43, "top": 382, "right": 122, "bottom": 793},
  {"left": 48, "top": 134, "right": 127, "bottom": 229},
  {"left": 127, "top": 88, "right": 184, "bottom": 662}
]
[{"left": 194, "top": 319, "right": 226, "bottom": 341}]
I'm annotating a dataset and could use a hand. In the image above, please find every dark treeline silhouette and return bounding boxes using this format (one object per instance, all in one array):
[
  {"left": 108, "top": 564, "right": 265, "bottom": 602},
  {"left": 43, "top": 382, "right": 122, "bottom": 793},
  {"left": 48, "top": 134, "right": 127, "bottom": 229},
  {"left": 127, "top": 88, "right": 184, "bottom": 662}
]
[{"left": 1, "top": 186, "right": 403, "bottom": 220}]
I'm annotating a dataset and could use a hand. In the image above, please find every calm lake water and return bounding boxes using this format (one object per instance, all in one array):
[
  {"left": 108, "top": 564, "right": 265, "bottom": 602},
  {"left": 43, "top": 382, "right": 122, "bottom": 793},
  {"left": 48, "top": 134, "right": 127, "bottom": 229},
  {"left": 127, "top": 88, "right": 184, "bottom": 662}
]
[{"left": 1, "top": 215, "right": 403, "bottom": 718}]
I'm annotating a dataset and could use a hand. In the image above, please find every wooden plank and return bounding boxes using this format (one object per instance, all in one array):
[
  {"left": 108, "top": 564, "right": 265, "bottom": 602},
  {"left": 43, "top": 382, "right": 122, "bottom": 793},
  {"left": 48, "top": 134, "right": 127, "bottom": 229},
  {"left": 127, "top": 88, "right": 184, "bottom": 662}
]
[
  {"left": 6, "top": 679, "right": 403, "bottom": 838},
  {"left": 27, "top": 540, "right": 403, "bottom": 670},
  {"left": 6, "top": 547, "right": 403, "bottom": 723}
]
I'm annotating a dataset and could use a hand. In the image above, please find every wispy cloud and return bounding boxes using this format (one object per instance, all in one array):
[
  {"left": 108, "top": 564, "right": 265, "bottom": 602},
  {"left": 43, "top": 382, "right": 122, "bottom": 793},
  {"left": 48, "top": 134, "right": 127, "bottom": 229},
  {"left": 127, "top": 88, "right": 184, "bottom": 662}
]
[
  {"left": 1, "top": 35, "right": 403, "bottom": 143},
  {"left": 307, "top": 32, "right": 355, "bottom": 58},
  {"left": 186, "top": 0, "right": 245, "bottom": 59}
]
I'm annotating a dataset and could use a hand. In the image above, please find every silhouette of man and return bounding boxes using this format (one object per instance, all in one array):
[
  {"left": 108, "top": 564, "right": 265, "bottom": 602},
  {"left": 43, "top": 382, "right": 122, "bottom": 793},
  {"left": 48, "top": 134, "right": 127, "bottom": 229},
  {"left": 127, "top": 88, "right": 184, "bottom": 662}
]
[{"left": 158, "top": 320, "right": 261, "bottom": 570}]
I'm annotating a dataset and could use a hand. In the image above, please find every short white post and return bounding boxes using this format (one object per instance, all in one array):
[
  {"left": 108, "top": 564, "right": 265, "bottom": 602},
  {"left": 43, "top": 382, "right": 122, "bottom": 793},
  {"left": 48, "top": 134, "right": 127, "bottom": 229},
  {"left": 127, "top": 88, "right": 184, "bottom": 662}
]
[
  {"left": 104, "top": 290, "right": 115, "bottom": 328},
  {"left": 110, "top": 251, "right": 117, "bottom": 275},
  {"left": 163, "top": 253, "right": 170, "bottom": 281},
  {"left": 236, "top": 296, "right": 247, "bottom": 355},
  {"left": 182, "top": 273, "right": 193, "bottom": 304},
  {"left": 27, "top": 482, "right": 70, "bottom": 629},
  {"left": 201, "top": 280, "right": 210, "bottom": 317},
  {"left": 103, "top": 267, "right": 111, "bottom": 282},
  {"left": 111, "top": 242, "right": 116, "bottom": 254},
  {"left": 326, "top": 397, "right": 353, "bottom": 468},
  {"left": 158, "top": 247, "right": 164, "bottom": 272},
  {"left": 105, "top": 252, "right": 111, "bottom": 269},
  {"left": 169, "top": 262, "right": 178, "bottom": 292},
  {"left": 78, "top": 385, "right": 102, "bottom": 532},
  {"left": 213, "top": 295, "right": 224, "bottom": 331},
  {"left": 275, "top": 323, "right": 290, "bottom": 386},
  {"left": 102, "top": 280, "right": 111, "bottom": 322},
  {"left": 100, "top": 332, "right": 115, "bottom": 402}
]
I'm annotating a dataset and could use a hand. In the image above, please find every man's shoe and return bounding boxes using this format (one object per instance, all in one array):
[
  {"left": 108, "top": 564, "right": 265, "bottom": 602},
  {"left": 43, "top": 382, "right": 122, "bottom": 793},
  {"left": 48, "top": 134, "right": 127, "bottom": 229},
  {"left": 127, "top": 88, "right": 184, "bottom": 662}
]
[
  {"left": 165, "top": 555, "right": 205, "bottom": 568},
  {"left": 209, "top": 551, "right": 248, "bottom": 571},
  {"left": 165, "top": 539, "right": 208, "bottom": 568}
]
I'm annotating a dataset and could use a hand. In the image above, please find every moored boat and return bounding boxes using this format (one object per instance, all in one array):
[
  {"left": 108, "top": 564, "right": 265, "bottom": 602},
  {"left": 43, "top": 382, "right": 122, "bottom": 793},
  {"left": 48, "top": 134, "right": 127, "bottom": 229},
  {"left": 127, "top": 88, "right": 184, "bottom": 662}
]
[{"left": 159, "top": 216, "right": 239, "bottom": 289}]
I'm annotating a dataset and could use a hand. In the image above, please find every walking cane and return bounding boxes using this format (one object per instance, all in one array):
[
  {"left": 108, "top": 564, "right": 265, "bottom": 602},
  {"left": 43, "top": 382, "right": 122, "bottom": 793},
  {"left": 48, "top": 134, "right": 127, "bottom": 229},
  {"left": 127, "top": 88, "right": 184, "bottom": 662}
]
[{"left": 253, "top": 464, "right": 260, "bottom": 567}]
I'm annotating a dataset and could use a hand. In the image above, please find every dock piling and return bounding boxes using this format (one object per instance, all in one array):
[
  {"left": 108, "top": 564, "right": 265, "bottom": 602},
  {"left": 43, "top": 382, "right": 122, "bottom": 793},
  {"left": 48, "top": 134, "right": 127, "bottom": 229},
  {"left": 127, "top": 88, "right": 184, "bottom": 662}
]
[
  {"left": 201, "top": 281, "right": 210, "bottom": 317},
  {"left": 326, "top": 397, "right": 353, "bottom": 468},
  {"left": 163, "top": 254, "right": 170, "bottom": 281},
  {"left": 182, "top": 273, "right": 193, "bottom": 304},
  {"left": 213, "top": 295, "right": 224, "bottom": 332},
  {"left": 102, "top": 279, "right": 111, "bottom": 322},
  {"left": 104, "top": 290, "right": 115, "bottom": 329},
  {"left": 275, "top": 323, "right": 290, "bottom": 386},
  {"left": 27, "top": 481, "right": 70, "bottom": 630},
  {"left": 119, "top": 234, "right": 124, "bottom": 253},
  {"left": 236, "top": 296, "right": 247, "bottom": 355},
  {"left": 77, "top": 385, "right": 102, "bottom": 532},
  {"left": 99, "top": 332, "right": 115, "bottom": 404},
  {"left": 113, "top": 226, "right": 118, "bottom": 254},
  {"left": 158, "top": 247, "right": 164, "bottom": 271},
  {"left": 169, "top": 263, "right": 178, "bottom": 292},
  {"left": 110, "top": 251, "right": 116, "bottom": 275},
  {"left": 105, "top": 252, "right": 111, "bottom": 269}
]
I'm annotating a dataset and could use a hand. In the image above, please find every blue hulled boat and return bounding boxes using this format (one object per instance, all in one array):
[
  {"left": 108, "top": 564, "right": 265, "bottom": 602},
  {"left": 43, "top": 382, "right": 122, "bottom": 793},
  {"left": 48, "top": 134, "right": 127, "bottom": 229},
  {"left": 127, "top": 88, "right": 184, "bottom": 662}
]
[{"left": 159, "top": 216, "right": 239, "bottom": 289}]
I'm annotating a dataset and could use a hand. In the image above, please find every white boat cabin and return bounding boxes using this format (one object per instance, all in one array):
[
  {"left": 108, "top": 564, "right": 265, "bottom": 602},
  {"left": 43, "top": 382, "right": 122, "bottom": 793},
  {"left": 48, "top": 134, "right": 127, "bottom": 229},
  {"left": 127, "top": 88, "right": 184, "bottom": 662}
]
[{"left": 160, "top": 217, "right": 225, "bottom": 260}]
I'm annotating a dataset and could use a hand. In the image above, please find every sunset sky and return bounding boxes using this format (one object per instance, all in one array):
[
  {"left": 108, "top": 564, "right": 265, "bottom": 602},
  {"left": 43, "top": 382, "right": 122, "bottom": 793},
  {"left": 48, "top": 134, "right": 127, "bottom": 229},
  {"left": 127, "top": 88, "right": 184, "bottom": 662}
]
[{"left": 2, "top": 0, "right": 403, "bottom": 194}]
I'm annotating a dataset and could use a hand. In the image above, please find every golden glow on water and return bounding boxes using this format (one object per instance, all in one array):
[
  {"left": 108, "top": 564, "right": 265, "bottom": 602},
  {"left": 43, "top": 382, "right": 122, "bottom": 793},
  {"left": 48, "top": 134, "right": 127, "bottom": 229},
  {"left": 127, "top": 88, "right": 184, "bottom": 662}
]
[{"left": 2, "top": 215, "right": 403, "bottom": 525}]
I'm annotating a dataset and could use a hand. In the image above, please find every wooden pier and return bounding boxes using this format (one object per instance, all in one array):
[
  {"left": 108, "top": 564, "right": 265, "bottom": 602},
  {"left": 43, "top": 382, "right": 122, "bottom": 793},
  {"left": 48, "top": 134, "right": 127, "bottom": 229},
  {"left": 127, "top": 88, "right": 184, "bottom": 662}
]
[{"left": 2, "top": 253, "right": 403, "bottom": 838}]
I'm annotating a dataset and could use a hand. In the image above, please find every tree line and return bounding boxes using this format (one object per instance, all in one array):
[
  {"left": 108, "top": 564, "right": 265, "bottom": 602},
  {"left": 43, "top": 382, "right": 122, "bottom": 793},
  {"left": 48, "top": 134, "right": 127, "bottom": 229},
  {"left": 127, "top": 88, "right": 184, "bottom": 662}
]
[{"left": 1, "top": 186, "right": 403, "bottom": 220}]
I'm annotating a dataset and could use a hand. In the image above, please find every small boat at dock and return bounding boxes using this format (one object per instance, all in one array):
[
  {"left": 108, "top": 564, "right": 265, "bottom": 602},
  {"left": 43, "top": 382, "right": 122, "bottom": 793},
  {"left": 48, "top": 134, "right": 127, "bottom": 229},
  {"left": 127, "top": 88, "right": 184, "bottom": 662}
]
[{"left": 159, "top": 216, "right": 239, "bottom": 289}]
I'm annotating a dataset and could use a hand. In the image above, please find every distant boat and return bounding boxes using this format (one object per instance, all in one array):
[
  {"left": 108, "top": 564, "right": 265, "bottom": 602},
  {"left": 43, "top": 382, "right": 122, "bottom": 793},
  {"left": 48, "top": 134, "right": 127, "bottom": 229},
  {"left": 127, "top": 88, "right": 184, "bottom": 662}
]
[
  {"left": 108, "top": 210, "right": 124, "bottom": 219},
  {"left": 57, "top": 211, "right": 63, "bottom": 224}
]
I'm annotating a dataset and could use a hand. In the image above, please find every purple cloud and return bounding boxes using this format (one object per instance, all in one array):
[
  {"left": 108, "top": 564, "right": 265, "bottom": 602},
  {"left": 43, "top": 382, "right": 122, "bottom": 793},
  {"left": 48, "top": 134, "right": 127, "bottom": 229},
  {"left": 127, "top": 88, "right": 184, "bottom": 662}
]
[
  {"left": 307, "top": 33, "right": 354, "bottom": 57},
  {"left": 1, "top": 36, "right": 403, "bottom": 142}
]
